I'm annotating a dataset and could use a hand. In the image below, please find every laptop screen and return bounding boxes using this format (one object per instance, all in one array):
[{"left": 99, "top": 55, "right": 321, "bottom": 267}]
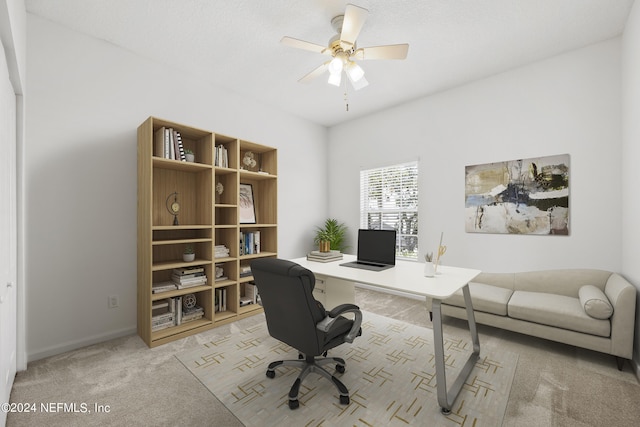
[{"left": 358, "top": 229, "right": 396, "bottom": 266}]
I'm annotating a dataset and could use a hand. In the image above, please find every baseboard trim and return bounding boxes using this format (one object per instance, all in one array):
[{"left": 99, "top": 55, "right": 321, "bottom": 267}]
[{"left": 27, "top": 326, "right": 137, "bottom": 364}]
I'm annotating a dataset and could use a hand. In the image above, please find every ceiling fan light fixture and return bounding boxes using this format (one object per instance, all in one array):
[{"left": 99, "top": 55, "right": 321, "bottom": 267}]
[
  {"left": 347, "top": 73, "right": 368, "bottom": 91},
  {"left": 328, "top": 71, "right": 342, "bottom": 87},
  {"left": 328, "top": 50, "right": 347, "bottom": 75},
  {"left": 345, "top": 61, "right": 364, "bottom": 82}
]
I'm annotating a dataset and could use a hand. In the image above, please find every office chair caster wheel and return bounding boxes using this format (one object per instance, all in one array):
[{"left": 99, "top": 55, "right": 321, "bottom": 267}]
[
  {"left": 298, "top": 353, "right": 304, "bottom": 359},
  {"left": 266, "top": 370, "right": 275, "bottom": 379},
  {"left": 340, "top": 395, "right": 350, "bottom": 405},
  {"left": 289, "top": 399, "right": 299, "bottom": 410},
  {"left": 336, "top": 364, "right": 345, "bottom": 374}
]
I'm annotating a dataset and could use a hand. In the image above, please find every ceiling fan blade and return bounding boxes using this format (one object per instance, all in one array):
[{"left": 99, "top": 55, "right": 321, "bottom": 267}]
[
  {"left": 340, "top": 4, "right": 368, "bottom": 47},
  {"left": 354, "top": 44, "right": 409, "bottom": 60},
  {"left": 299, "top": 61, "right": 330, "bottom": 83},
  {"left": 281, "top": 36, "right": 328, "bottom": 54}
]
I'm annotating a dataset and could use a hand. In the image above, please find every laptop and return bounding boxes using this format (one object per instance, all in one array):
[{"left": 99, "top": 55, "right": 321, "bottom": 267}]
[{"left": 340, "top": 229, "right": 396, "bottom": 271}]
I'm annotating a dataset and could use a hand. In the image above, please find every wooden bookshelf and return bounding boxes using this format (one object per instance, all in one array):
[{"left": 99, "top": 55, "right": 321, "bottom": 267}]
[{"left": 137, "top": 117, "right": 277, "bottom": 347}]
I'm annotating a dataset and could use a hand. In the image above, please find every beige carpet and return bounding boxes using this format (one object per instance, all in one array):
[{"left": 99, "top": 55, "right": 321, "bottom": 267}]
[
  {"left": 8, "top": 288, "right": 640, "bottom": 426},
  {"left": 176, "top": 311, "right": 518, "bottom": 426}
]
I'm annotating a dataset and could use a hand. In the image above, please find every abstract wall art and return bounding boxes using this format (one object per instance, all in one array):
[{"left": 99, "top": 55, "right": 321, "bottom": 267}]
[{"left": 465, "top": 154, "right": 569, "bottom": 235}]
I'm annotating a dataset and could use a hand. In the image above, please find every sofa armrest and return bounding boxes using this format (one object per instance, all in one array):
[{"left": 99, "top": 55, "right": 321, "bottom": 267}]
[{"left": 604, "top": 273, "right": 637, "bottom": 359}]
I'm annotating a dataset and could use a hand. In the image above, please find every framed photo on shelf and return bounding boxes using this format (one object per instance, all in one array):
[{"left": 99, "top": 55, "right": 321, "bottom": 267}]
[{"left": 239, "top": 183, "right": 256, "bottom": 224}]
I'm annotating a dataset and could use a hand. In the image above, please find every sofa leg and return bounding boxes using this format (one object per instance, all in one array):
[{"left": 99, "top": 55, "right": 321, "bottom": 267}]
[{"left": 615, "top": 356, "right": 625, "bottom": 371}]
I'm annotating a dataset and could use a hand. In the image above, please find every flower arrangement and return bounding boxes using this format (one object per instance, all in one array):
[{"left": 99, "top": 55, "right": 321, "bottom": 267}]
[{"left": 243, "top": 151, "right": 257, "bottom": 169}]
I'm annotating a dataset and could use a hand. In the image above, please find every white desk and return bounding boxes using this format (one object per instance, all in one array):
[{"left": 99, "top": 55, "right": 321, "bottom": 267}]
[{"left": 291, "top": 254, "right": 481, "bottom": 414}]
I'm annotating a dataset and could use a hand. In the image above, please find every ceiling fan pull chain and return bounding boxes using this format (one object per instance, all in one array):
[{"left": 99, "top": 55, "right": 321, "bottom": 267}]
[{"left": 344, "top": 79, "right": 349, "bottom": 111}]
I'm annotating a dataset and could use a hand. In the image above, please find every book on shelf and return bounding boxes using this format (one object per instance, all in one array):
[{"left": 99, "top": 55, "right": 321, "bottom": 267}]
[
  {"left": 152, "top": 296, "right": 206, "bottom": 328},
  {"left": 174, "top": 296, "right": 182, "bottom": 326},
  {"left": 215, "top": 288, "right": 228, "bottom": 312},
  {"left": 172, "top": 272, "right": 205, "bottom": 280},
  {"left": 307, "top": 251, "right": 343, "bottom": 263},
  {"left": 239, "top": 231, "right": 261, "bottom": 256},
  {"left": 173, "top": 130, "right": 186, "bottom": 161},
  {"left": 153, "top": 127, "right": 187, "bottom": 161},
  {"left": 215, "top": 245, "right": 230, "bottom": 258},
  {"left": 239, "top": 265, "right": 252, "bottom": 277},
  {"left": 173, "top": 266, "right": 204, "bottom": 275},
  {"left": 181, "top": 305, "right": 204, "bottom": 322},
  {"left": 152, "top": 298, "right": 176, "bottom": 331},
  {"left": 171, "top": 267, "right": 207, "bottom": 288},
  {"left": 172, "top": 274, "right": 207, "bottom": 285},
  {"left": 152, "top": 281, "right": 178, "bottom": 293},
  {"left": 215, "top": 144, "right": 228, "bottom": 167},
  {"left": 241, "top": 282, "right": 259, "bottom": 305}
]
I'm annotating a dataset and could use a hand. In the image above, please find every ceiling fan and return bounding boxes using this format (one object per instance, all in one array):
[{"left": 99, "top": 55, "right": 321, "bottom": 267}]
[{"left": 281, "top": 3, "right": 409, "bottom": 90}]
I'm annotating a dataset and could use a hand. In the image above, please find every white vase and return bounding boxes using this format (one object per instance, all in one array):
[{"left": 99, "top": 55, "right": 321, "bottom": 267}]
[{"left": 424, "top": 262, "right": 435, "bottom": 277}]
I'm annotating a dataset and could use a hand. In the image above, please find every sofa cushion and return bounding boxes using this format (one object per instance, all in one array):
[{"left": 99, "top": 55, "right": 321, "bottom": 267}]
[
  {"left": 443, "top": 282, "right": 513, "bottom": 316},
  {"left": 508, "top": 291, "right": 610, "bottom": 337},
  {"left": 579, "top": 285, "right": 613, "bottom": 319}
]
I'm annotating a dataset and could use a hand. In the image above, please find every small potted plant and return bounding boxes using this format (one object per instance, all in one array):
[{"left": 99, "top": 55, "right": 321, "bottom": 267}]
[
  {"left": 183, "top": 244, "right": 195, "bottom": 262},
  {"left": 184, "top": 149, "right": 195, "bottom": 162},
  {"left": 314, "top": 218, "right": 348, "bottom": 253}
]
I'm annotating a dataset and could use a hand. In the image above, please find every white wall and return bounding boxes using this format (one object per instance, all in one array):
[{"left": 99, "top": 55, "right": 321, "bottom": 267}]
[
  {"left": 1, "top": 0, "right": 26, "bottom": 374},
  {"left": 621, "top": 0, "right": 640, "bottom": 372},
  {"left": 328, "top": 39, "right": 622, "bottom": 273},
  {"left": 25, "top": 15, "right": 328, "bottom": 361}
]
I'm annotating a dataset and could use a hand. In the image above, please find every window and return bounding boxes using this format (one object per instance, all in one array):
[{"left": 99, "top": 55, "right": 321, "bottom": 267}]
[{"left": 360, "top": 161, "right": 418, "bottom": 259}]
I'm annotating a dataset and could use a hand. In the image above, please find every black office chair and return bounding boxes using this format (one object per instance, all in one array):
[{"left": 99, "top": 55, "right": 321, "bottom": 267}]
[{"left": 250, "top": 258, "right": 362, "bottom": 409}]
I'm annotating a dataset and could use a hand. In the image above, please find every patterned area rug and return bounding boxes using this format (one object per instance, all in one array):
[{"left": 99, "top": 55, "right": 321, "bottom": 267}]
[{"left": 176, "top": 312, "right": 518, "bottom": 426}]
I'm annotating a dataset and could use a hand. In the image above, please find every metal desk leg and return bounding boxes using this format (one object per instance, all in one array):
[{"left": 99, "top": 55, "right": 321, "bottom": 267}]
[{"left": 430, "top": 284, "right": 480, "bottom": 414}]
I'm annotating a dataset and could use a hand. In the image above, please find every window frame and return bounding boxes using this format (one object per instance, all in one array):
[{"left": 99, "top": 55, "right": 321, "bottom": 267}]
[{"left": 359, "top": 161, "right": 419, "bottom": 260}]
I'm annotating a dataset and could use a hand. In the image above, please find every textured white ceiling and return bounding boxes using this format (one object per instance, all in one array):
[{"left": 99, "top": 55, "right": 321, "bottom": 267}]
[{"left": 26, "top": 0, "right": 635, "bottom": 127}]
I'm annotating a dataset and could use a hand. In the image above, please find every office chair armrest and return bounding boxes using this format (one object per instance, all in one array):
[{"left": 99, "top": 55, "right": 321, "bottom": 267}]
[{"left": 316, "top": 304, "right": 363, "bottom": 343}]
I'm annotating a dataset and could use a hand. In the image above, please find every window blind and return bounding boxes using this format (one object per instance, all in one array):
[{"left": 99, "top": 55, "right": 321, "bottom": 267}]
[{"left": 360, "top": 161, "right": 418, "bottom": 259}]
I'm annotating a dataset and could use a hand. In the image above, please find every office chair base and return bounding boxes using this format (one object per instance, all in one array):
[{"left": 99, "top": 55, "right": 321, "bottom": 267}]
[{"left": 266, "top": 355, "right": 350, "bottom": 409}]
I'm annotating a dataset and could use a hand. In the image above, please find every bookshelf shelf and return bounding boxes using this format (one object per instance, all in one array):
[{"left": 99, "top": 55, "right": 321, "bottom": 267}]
[
  {"left": 138, "top": 116, "right": 277, "bottom": 348},
  {"left": 151, "top": 285, "right": 211, "bottom": 301}
]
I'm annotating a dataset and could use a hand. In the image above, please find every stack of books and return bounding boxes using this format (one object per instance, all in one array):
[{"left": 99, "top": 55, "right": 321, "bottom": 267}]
[
  {"left": 307, "top": 250, "right": 343, "bottom": 263},
  {"left": 172, "top": 266, "right": 207, "bottom": 289},
  {"left": 215, "top": 245, "right": 230, "bottom": 258},
  {"left": 151, "top": 299, "right": 176, "bottom": 331},
  {"left": 239, "top": 265, "right": 252, "bottom": 278},
  {"left": 152, "top": 281, "right": 177, "bottom": 294},
  {"left": 181, "top": 304, "right": 204, "bottom": 323}
]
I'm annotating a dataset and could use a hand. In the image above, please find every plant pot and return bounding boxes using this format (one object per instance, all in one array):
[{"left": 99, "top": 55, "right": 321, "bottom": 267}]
[
  {"left": 183, "top": 253, "right": 195, "bottom": 262},
  {"left": 185, "top": 153, "right": 195, "bottom": 162},
  {"left": 318, "top": 240, "right": 330, "bottom": 253}
]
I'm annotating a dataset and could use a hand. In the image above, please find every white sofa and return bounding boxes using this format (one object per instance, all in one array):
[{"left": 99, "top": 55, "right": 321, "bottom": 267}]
[{"left": 426, "top": 269, "right": 636, "bottom": 369}]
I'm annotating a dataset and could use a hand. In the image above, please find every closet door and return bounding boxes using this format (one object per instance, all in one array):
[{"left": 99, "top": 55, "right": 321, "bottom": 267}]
[{"left": 0, "top": 42, "right": 17, "bottom": 423}]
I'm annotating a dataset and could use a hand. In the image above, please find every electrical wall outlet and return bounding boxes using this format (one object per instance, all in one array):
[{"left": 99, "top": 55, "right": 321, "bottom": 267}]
[{"left": 108, "top": 295, "right": 119, "bottom": 308}]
